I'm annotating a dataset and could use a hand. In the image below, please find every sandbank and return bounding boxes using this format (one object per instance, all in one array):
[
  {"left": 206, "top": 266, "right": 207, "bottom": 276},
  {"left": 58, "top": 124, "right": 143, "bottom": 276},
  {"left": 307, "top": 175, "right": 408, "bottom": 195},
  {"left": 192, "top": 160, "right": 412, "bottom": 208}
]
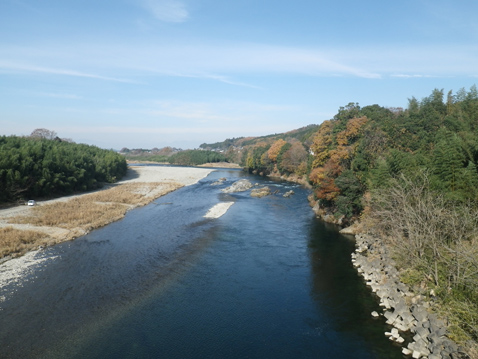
[
  {"left": 204, "top": 202, "right": 235, "bottom": 219},
  {"left": 0, "top": 165, "right": 218, "bottom": 303},
  {"left": 0, "top": 165, "right": 214, "bottom": 263}
]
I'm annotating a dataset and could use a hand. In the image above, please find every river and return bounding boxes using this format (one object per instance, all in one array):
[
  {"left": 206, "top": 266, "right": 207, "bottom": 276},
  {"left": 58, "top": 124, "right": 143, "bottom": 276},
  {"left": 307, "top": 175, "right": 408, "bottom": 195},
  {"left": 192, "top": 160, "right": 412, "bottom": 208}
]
[{"left": 0, "top": 168, "right": 402, "bottom": 358}]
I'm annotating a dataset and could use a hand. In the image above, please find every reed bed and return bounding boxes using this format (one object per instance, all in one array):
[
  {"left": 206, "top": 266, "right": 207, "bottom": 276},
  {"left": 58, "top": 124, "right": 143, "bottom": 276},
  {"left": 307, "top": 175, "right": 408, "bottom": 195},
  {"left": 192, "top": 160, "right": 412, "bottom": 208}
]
[{"left": 0, "top": 227, "right": 51, "bottom": 258}]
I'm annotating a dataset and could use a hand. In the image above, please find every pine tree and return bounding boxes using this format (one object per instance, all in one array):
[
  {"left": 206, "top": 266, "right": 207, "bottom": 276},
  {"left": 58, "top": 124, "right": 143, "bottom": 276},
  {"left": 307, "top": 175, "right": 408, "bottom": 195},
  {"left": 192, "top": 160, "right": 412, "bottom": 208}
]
[{"left": 432, "top": 129, "right": 465, "bottom": 193}]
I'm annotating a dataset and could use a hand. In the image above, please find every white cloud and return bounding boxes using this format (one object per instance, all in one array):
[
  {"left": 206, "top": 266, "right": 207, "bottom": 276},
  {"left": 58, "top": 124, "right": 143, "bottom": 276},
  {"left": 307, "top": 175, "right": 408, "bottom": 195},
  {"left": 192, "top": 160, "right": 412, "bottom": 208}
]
[{"left": 140, "top": 0, "right": 189, "bottom": 23}]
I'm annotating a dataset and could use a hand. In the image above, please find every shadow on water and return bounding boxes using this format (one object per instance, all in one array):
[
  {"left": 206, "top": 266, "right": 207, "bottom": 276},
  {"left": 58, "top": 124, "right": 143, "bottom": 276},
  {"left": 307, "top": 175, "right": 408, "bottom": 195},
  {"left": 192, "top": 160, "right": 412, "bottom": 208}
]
[{"left": 307, "top": 220, "right": 403, "bottom": 358}]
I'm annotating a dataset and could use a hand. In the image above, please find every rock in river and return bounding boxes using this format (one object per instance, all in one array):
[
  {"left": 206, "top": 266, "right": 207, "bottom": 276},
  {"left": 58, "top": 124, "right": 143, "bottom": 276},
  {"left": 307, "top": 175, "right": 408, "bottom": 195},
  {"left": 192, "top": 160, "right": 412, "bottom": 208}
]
[
  {"left": 250, "top": 186, "right": 271, "bottom": 198},
  {"left": 221, "top": 179, "right": 253, "bottom": 193}
]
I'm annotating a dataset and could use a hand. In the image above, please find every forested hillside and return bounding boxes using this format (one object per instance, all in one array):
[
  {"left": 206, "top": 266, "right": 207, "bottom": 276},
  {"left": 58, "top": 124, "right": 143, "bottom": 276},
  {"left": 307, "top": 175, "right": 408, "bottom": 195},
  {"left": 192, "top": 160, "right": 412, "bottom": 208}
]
[
  {"left": 0, "top": 136, "right": 127, "bottom": 203},
  {"left": 203, "top": 86, "right": 478, "bottom": 347},
  {"left": 225, "top": 86, "right": 478, "bottom": 217}
]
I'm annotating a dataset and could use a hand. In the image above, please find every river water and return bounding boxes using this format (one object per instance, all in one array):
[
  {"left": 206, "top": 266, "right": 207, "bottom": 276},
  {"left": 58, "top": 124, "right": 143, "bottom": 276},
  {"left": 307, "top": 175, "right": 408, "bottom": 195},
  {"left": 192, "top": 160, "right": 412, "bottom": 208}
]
[{"left": 0, "top": 168, "right": 402, "bottom": 358}]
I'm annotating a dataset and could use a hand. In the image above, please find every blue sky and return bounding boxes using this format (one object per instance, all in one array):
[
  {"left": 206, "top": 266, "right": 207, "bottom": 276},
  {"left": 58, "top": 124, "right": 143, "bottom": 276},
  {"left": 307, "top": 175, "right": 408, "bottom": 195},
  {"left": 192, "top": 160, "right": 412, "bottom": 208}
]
[{"left": 1, "top": 0, "right": 477, "bottom": 149}]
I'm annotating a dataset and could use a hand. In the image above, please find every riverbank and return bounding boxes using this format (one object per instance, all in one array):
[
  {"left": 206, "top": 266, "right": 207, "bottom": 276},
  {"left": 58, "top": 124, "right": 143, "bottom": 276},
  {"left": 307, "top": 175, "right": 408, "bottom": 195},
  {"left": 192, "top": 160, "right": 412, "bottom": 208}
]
[
  {"left": 126, "top": 160, "right": 242, "bottom": 169},
  {"left": 0, "top": 165, "right": 213, "bottom": 263}
]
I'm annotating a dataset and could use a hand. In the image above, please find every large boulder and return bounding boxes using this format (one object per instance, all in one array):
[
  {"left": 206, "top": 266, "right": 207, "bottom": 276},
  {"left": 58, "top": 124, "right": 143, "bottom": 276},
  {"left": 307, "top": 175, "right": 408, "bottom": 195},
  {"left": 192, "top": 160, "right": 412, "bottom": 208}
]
[
  {"left": 251, "top": 186, "right": 271, "bottom": 198},
  {"left": 221, "top": 179, "right": 253, "bottom": 193}
]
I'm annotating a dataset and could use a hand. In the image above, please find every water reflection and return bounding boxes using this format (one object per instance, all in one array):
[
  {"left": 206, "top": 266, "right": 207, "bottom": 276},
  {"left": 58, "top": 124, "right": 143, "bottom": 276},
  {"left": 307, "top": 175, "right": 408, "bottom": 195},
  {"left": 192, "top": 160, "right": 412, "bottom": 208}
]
[{"left": 308, "top": 220, "right": 402, "bottom": 358}]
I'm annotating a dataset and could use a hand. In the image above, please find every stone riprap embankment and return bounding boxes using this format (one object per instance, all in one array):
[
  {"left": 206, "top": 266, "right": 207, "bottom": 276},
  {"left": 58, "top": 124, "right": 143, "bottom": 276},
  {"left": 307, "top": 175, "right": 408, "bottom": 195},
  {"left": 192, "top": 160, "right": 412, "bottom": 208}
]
[{"left": 352, "top": 234, "right": 463, "bottom": 359}]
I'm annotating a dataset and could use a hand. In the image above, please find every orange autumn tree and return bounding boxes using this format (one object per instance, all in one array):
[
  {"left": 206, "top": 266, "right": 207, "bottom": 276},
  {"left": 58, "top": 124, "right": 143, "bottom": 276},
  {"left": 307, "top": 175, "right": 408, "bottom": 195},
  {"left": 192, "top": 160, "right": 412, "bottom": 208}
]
[
  {"left": 310, "top": 120, "right": 333, "bottom": 168},
  {"left": 336, "top": 116, "right": 368, "bottom": 146},
  {"left": 310, "top": 116, "right": 368, "bottom": 204},
  {"left": 329, "top": 116, "right": 369, "bottom": 169},
  {"left": 280, "top": 142, "right": 308, "bottom": 175},
  {"left": 267, "top": 139, "right": 288, "bottom": 162},
  {"left": 310, "top": 159, "right": 342, "bottom": 201}
]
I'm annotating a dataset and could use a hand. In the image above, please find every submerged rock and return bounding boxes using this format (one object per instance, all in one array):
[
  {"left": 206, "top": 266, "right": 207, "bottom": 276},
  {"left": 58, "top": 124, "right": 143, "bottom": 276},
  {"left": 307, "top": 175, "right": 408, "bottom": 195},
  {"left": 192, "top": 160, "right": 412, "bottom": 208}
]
[
  {"left": 221, "top": 179, "right": 253, "bottom": 193},
  {"left": 250, "top": 186, "right": 271, "bottom": 198},
  {"left": 211, "top": 177, "right": 227, "bottom": 186},
  {"left": 283, "top": 190, "right": 295, "bottom": 198}
]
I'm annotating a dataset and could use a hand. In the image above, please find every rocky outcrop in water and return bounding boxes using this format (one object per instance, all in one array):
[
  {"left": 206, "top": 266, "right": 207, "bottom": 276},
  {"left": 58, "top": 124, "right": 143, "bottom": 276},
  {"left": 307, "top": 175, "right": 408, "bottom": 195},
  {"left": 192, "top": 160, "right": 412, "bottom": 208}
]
[
  {"left": 211, "top": 177, "right": 227, "bottom": 186},
  {"left": 352, "top": 234, "right": 464, "bottom": 359},
  {"left": 250, "top": 187, "right": 271, "bottom": 198},
  {"left": 283, "top": 190, "right": 295, "bottom": 198},
  {"left": 221, "top": 179, "right": 253, "bottom": 193}
]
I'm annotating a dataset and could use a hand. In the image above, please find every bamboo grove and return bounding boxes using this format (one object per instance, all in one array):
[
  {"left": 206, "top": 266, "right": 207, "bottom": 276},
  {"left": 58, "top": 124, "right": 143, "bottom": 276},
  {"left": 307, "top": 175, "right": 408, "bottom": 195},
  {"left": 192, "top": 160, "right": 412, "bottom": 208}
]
[{"left": 0, "top": 136, "right": 127, "bottom": 203}]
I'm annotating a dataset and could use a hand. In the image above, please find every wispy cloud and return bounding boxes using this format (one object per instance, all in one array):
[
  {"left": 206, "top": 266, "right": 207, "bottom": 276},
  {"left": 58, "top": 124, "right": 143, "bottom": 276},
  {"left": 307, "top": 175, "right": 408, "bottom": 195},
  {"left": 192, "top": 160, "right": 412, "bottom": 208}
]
[
  {"left": 390, "top": 74, "right": 434, "bottom": 79},
  {"left": 2, "top": 41, "right": 477, "bottom": 86},
  {"left": 140, "top": 0, "right": 189, "bottom": 23},
  {"left": 37, "top": 92, "right": 82, "bottom": 99},
  {"left": 151, "top": 71, "right": 262, "bottom": 89},
  {"left": 103, "top": 43, "right": 382, "bottom": 79},
  {"left": 0, "top": 61, "right": 137, "bottom": 83},
  {"left": 40, "top": 99, "right": 299, "bottom": 129}
]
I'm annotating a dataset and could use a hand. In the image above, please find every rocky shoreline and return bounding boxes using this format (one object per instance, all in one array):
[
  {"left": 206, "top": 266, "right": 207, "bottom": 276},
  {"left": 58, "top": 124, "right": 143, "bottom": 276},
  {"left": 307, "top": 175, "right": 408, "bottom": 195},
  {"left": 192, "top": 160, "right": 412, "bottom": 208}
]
[
  {"left": 351, "top": 233, "right": 465, "bottom": 359},
  {"left": 276, "top": 172, "right": 469, "bottom": 359},
  {"left": 255, "top": 169, "right": 468, "bottom": 358}
]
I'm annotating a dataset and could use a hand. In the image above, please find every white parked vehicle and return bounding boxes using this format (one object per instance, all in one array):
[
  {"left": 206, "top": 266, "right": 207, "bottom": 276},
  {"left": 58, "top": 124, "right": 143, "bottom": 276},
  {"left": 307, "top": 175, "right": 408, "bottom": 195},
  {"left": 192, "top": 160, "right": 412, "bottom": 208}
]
[{"left": 27, "top": 200, "right": 36, "bottom": 206}]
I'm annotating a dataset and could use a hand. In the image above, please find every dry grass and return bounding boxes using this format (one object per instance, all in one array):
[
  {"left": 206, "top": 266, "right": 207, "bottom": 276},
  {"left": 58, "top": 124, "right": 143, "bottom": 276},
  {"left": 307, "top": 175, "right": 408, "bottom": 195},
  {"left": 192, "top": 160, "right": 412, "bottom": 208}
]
[
  {"left": 90, "top": 182, "right": 182, "bottom": 206},
  {"left": 0, "top": 227, "right": 52, "bottom": 258},
  {"left": 467, "top": 342, "right": 478, "bottom": 359},
  {"left": 2, "top": 181, "right": 183, "bottom": 259},
  {"left": 14, "top": 199, "right": 129, "bottom": 230},
  {"left": 10, "top": 182, "right": 182, "bottom": 229}
]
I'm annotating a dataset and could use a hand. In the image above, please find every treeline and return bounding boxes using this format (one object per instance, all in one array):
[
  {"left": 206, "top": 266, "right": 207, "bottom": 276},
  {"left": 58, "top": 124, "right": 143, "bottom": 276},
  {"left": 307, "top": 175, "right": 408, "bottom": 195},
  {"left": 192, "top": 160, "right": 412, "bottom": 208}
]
[
  {"left": 0, "top": 136, "right": 127, "bottom": 203},
  {"left": 167, "top": 149, "right": 226, "bottom": 166},
  {"left": 120, "top": 147, "right": 226, "bottom": 166},
  {"left": 199, "top": 137, "right": 244, "bottom": 151}
]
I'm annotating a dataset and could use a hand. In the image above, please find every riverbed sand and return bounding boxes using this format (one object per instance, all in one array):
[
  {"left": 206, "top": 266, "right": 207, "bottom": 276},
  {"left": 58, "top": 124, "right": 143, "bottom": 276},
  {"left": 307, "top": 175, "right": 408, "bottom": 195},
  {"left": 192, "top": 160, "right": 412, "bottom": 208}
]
[
  {"left": 119, "top": 165, "right": 213, "bottom": 185},
  {"left": 0, "top": 165, "right": 214, "bottom": 262}
]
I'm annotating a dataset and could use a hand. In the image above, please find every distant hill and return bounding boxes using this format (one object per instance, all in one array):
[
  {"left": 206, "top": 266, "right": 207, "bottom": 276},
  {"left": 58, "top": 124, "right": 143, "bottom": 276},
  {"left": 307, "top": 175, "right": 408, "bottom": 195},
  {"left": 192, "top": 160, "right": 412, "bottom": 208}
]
[{"left": 199, "top": 124, "right": 319, "bottom": 151}]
